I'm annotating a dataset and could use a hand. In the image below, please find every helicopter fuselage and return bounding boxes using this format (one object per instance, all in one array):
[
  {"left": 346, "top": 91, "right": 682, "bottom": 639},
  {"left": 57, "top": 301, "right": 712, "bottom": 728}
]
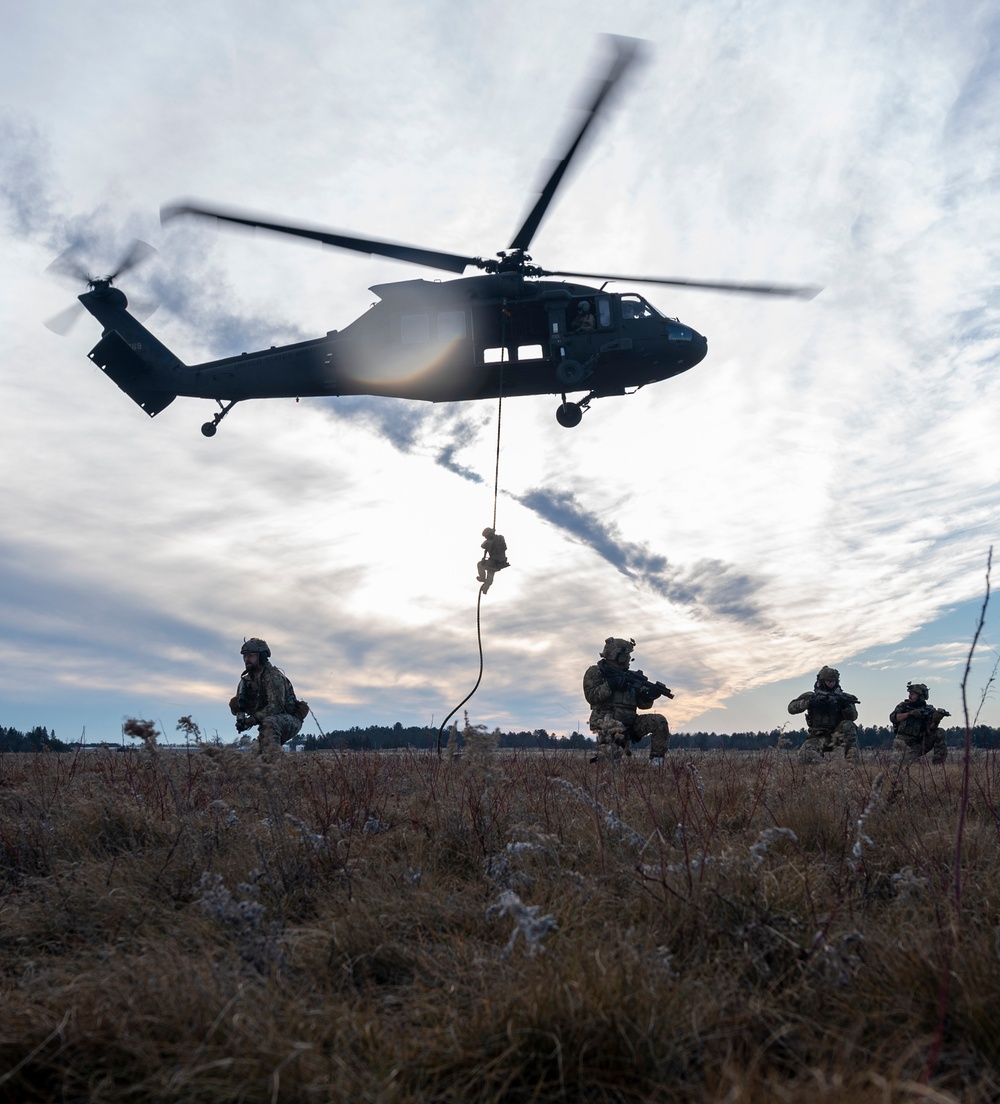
[{"left": 80, "top": 274, "right": 707, "bottom": 431}]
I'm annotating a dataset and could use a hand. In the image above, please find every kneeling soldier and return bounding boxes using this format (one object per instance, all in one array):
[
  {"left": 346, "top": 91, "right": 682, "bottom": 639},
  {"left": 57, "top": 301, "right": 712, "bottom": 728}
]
[
  {"left": 230, "top": 638, "right": 308, "bottom": 761},
  {"left": 890, "top": 682, "right": 950, "bottom": 764},
  {"left": 583, "top": 637, "right": 672, "bottom": 765},
  {"left": 788, "top": 665, "right": 859, "bottom": 762}
]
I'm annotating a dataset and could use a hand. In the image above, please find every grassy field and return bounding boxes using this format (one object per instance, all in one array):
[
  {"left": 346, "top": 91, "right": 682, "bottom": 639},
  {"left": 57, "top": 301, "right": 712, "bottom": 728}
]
[{"left": 1, "top": 736, "right": 999, "bottom": 1102}]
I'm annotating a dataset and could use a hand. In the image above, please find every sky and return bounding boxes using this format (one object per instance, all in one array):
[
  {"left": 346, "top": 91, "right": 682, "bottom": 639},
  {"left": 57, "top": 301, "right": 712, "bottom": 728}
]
[{"left": 1, "top": 0, "right": 998, "bottom": 745}]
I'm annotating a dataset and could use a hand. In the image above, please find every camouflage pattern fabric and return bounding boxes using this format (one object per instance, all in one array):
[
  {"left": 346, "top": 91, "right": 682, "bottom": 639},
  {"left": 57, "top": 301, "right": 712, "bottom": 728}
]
[
  {"left": 257, "top": 713, "right": 303, "bottom": 761},
  {"left": 797, "top": 720, "right": 858, "bottom": 763},
  {"left": 583, "top": 662, "right": 670, "bottom": 759},
  {"left": 231, "top": 663, "right": 303, "bottom": 761},
  {"left": 788, "top": 689, "right": 859, "bottom": 762},
  {"left": 889, "top": 700, "right": 949, "bottom": 764}
]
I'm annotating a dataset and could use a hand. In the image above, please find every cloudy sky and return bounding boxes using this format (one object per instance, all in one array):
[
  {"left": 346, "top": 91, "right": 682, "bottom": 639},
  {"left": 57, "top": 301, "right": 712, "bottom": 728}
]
[{"left": 1, "top": 0, "right": 998, "bottom": 744}]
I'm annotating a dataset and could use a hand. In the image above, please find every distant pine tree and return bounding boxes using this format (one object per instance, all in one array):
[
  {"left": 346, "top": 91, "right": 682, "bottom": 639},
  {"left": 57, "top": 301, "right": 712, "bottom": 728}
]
[{"left": 0, "top": 726, "right": 71, "bottom": 752}]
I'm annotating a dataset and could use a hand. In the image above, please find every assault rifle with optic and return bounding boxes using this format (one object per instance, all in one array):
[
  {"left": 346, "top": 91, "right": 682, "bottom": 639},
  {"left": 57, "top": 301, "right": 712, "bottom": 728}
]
[{"left": 600, "top": 660, "right": 674, "bottom": 701}]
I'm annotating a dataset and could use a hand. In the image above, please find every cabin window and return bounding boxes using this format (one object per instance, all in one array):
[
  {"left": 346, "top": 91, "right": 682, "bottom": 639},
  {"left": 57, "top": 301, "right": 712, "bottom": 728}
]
[
  {"left": 597, "top": 297, "right": 612, "bottom": 328},
  {"left": 400, "top": 314, "right": 429, "bottom": 344},
  {"left": 566, "top": 299, "right": 596, "bottom": 333},
  {"left": 483, "top": 347, "right": 510, "bottom": 363},
  {"left": 620, "top": 294, "right": 660, "bottom": 320},
  {"left": 437, "top": 311, "right": 466, "bottom": 341},
  {"left": 517, "top": 344, "right": 544, "bottom": 360}
]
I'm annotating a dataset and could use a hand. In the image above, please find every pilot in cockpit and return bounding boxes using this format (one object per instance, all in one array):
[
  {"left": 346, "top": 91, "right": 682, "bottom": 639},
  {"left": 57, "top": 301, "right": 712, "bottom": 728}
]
[{"left": 569, "top": 300, "right": 596, "bottom": 332}]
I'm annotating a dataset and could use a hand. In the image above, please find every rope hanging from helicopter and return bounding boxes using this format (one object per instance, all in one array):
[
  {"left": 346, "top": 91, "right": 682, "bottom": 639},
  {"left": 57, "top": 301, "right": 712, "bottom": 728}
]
[{"left": 436, "top": 302, "right": 510, "bottom": 755}]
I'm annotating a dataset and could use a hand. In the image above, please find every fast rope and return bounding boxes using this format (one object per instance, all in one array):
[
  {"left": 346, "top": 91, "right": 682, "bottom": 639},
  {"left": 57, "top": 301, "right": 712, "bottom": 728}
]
[{"left": 437, "top": 304, "right": 508, "bottom": 755}]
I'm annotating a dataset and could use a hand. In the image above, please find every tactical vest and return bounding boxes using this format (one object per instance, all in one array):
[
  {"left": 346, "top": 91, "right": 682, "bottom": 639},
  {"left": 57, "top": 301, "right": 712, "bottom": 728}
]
[
  {"left": 806, "top": 691, "right": 845, "bottom": 731},
  {"left": 238, "top": 666, "right": 297, "bottom": 716},
  {"left": 895, "top": 704, "right": 930, "bottom": 738}
]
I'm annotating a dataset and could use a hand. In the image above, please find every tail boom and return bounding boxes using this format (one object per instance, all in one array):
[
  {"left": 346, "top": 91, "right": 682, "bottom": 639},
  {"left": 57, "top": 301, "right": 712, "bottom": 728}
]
[{"left": 80, "top": 286, "right": 181, "bottom": 417}]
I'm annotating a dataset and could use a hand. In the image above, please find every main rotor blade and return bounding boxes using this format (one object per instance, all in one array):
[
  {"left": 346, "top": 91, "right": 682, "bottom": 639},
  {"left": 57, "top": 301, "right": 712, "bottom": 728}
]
[
  {"left": 162, "top": 201, "right": 483, "bottom": 275},
  {"left": 508, "top": 35, "right": 646, "bottom": 253},
  {"left": 542, "top": 268, "right": 823, "bottom": 300}
]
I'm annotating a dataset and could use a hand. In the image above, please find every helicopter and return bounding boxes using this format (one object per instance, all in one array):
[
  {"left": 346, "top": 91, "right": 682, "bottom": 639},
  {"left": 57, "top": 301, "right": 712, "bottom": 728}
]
[{"left": 56, "top": 37, "right": 818, "bottom": 437}]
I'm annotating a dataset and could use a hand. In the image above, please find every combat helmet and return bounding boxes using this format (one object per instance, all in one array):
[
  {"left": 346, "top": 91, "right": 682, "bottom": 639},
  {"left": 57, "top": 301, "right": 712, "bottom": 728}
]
[
  {"left": 815, "top": 665, "right": 840, "bottom": 688},
  {"left": 601, "top": 637, "right": 635, "bottom": 664},
  {"left": 241, "top": 637, "right": 271, "bottom": 662},
  {"left": 907, "top": 682, "right": 929, "bottom": 700}
]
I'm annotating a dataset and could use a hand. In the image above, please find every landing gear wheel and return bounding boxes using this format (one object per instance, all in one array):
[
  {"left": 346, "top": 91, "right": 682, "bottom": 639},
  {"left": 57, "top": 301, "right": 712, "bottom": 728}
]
[
  {"left": 556, "top": 401, "right": 583, "bottom": 428},
  {"left": 200, "top": 399, "right": 238, "bottom": 437}
]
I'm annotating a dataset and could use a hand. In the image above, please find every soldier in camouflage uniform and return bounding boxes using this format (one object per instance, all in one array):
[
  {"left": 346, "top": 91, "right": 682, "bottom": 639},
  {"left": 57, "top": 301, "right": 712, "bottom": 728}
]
[
  {"left": 787, "top": 665, "right": 859, "bottom": 762},
  {"left": 476, "top": 527, "right": 509, "bottom": 594},
  {"left": 890, "top": 682, "right": 950, "bottom": 764},
  {"left": 229, "top": 638, "right": 308, "bottom": 761},
  {"left": 583, "top": 637, "right": 672, "bottom": 764}
]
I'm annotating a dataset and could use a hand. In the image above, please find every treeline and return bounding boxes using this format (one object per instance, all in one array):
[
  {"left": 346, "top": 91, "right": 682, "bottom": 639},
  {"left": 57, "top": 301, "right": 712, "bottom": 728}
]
[
  {"left": 300, "top": 723, "right": 1000, "bottom": 753},
  {"left": 5, "top": 722, "right": 1000, "bottom": 753},
  {"left": 301, "top": 724, "right": 595, "bottom": 752},
  {"left": 0, "top": 726, "right": 70, "bottom": 753},
  {"left": 671, "top": 725, "right": 1000, "bottom": 751}
]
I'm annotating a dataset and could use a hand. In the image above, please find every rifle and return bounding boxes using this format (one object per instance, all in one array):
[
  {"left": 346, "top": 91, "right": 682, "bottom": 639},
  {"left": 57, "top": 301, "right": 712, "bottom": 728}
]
[
  {"left": 813, "top": 689, "right": 860, "bottom": 705},
  {"left": 235, "top": 673, "right": 258, "bottom": 731},
  {"left": 895, "top": 704, "right": 950, "bottom": 732},
  {"left": 601, "top": 661, "right": 674, "bottom": 701}
]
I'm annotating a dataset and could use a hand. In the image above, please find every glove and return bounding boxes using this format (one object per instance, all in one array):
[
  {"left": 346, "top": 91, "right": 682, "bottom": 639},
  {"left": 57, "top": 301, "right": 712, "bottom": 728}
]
[
  {"left": 606, "top": 670, "right": 631, "bottom": 691},
  {"left": 235, "top": 712, "right": 255, "bottom": 732}
]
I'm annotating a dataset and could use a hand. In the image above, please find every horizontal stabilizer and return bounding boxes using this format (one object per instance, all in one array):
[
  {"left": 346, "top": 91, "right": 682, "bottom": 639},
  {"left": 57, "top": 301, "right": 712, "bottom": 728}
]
[{"left": 88, "top": 331, "right": 176, "bottom": 417}]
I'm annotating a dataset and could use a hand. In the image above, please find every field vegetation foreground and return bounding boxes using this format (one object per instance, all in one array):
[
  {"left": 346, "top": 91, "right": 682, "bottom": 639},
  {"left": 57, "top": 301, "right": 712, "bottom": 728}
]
[{"left": 1, "top": 740, "right": 999, "bottom": 1102}]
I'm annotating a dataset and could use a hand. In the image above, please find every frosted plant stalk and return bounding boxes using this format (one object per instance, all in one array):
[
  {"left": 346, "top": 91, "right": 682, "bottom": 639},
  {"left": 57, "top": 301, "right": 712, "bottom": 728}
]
[
  {"left": 852, "top": 772, "right": 884, "bottom": 867},
  {"left": 487, "top": 890, "right": 558, "bottom": 959},
  {"left": 749, "top": 827, "right": 798, "bottom": 870}
]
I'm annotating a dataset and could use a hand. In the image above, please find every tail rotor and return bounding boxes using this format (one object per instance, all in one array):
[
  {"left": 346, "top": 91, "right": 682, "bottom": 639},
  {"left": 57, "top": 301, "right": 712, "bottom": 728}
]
[{"left": 43, "top": 239, "right": 159, "bottom": 334}]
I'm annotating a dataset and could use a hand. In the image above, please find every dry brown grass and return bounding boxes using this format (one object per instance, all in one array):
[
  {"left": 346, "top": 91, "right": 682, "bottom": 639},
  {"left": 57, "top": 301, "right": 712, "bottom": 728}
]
[{"left": 1, "top": 743, "right": 999, "bottom": 1102}]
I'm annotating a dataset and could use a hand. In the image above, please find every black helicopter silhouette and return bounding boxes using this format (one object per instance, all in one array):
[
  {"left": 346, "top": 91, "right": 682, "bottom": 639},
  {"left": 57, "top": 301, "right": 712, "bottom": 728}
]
[{"left": 57, "top": 37, "right": 818, "bottom": 437}]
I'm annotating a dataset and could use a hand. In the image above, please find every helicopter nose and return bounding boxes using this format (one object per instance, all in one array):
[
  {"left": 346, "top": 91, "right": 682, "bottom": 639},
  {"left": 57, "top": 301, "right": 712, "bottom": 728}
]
[{"left": 667, "top": 321, "right": 708, "bottom": 367}]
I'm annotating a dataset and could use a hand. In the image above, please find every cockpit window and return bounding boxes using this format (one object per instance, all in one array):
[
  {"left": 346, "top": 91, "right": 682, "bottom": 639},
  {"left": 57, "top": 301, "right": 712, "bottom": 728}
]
[{"left": 620, "top": 294, "right": 661, "bottom": 320}]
